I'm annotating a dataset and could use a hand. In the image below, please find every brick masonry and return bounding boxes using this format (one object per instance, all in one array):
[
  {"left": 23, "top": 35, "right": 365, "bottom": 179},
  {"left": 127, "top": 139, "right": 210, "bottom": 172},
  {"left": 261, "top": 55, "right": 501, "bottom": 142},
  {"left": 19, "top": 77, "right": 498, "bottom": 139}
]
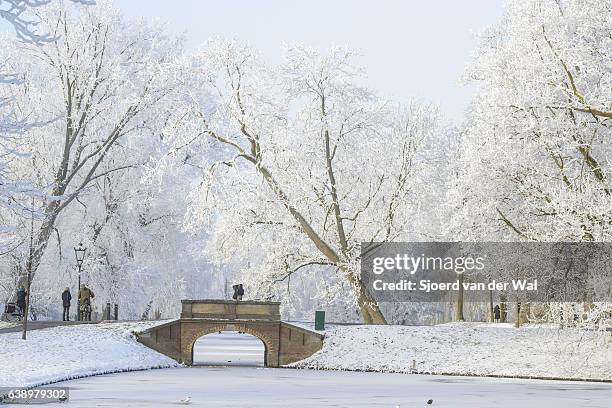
[{"left": 135, "top": 300, "right": 324, "bottom": 367}]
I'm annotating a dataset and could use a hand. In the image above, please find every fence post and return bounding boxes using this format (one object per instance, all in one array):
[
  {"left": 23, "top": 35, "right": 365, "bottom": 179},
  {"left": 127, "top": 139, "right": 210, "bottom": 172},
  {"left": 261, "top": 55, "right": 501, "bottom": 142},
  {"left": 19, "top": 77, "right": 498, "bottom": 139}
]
[{"left": 114, "top": 304, "right": 118, "bottom": 320}]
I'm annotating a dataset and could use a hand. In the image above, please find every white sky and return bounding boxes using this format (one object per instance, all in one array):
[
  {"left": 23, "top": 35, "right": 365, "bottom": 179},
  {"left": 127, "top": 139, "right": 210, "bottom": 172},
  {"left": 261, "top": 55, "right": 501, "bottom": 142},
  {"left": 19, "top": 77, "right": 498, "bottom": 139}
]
[
  {"left": 112, "top": 0, "right": 504, "bottom": 123},
  {"left": 1, "top": 0, "right": 504, "bottom": 123}
]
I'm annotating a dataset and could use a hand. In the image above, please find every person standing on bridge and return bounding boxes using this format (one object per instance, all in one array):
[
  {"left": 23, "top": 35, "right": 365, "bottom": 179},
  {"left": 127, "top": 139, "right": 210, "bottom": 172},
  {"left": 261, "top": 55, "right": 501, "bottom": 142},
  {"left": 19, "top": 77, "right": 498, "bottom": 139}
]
[
  {"left": 232, "top": 284, "right": 244, "bottom": 301},
  {"left": 61, "top": 288, "right": 72, "bottom": 321}
]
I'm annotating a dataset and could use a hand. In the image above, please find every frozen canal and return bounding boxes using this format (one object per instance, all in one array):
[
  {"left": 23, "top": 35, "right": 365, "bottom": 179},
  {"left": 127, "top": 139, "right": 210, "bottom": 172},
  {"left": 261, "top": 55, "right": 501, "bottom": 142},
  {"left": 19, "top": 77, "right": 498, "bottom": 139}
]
[
  {"left": 56, "top": 366, "right": 612, "bottom": 408},
  {"left": 192, "top": 331, "right": 265, "bottom": 366},
  {"left": 54, "top": 333, "right": 612, "bottom": 407}
]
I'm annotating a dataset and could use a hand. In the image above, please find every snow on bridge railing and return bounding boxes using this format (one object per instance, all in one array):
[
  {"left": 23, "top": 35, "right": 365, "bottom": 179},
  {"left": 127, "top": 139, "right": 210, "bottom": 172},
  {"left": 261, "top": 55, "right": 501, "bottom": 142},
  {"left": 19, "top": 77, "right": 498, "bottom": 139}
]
[{"left": 180, "top": 299, "right": 281, "bottom": 321}]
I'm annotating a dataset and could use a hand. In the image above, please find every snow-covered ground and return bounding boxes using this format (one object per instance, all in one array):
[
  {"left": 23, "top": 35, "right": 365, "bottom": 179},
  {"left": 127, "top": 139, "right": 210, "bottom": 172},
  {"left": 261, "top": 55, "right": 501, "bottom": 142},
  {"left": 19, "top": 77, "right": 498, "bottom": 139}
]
[
  {"left": 47, "top": 366, "right": 612, "bottom": 407},
  {"left": 0, "top": 321, "right": 179, "bottom": 388},
  {"left": 292, "top": 323, "right": 612, "bottom": 381}
]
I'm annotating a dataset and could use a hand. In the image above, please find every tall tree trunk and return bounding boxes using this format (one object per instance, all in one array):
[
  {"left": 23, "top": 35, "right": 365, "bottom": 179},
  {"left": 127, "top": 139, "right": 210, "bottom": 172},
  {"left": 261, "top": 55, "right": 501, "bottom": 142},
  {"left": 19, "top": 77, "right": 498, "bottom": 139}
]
[
  {"left": 488, "top": 287, "right": 494, "bottom": 323},
  {"left": 256, "top": 160, "right": 388, "bottom": 324},
  {"left": 344, "top": 269, "right": 386, "bottom": 324},
  {"left": 455, "top": 274, "right": 464, "bottom": 321},
  {"left": 14, "top": 201, "right": 61, "bottom": 296},
  {"left": 213, "top": 89, "right": 390, "bottom": 324},
  {"left": 500, "top": 293, "right": 508, "bottom": 323},
  {"left": 320, "top": 99, "right": 386, "bottom": 324}
]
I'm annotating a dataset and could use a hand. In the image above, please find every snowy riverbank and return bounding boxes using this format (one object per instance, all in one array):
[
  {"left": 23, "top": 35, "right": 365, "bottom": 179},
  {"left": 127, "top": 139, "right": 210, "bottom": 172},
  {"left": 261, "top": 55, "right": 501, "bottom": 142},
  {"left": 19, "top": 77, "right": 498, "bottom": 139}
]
[
  {"left": 291, "top": 323, "right": 612, "bottom": 381},
  {"left": 0, "top": 321, "right": 179, "bottom": 388},
  {"left": 1, "top": 321, "right": 609, "bottom": 389}
]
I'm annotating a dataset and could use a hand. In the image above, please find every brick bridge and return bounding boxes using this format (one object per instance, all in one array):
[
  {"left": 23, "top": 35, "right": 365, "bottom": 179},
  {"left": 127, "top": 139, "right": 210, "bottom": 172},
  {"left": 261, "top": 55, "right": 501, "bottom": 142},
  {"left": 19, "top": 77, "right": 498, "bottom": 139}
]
[{"left": 136, "top": 299, "right": 324, "bottom": 367}]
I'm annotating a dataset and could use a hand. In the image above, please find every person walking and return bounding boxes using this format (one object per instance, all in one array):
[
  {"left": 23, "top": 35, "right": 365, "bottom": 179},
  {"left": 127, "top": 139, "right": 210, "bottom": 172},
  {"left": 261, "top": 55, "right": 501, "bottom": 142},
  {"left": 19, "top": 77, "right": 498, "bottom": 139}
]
[
  {"left": 16, "top": 286, "right": 27, "bottom": 316},
  {"left": 493, "top": 304, "right": 501, "bottom": 323},
  {"left": 78, "top": 284, "right": 95, "bottom": 321},
  {"left": 61, "top": 288, "right": 72, "bottom": 321}
]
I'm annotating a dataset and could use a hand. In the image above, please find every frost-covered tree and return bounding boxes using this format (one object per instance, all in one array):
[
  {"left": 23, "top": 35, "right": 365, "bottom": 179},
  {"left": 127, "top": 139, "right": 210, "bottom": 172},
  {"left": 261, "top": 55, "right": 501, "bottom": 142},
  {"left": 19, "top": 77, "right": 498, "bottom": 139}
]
[
  {"left": 0, "top": 0, "right": 57, "bottom": 249},
  {"left": 0, "top": 0, "right": 181, "bottom": 298},
  {"left": 19, "top": 156, "right": 214, "bottom": 320},
  {"left": 162, "top": 40, "right": 441, "bottom": 324},
  {"left": 449, "top": 0, "right": 611, "bottom": 329},
  {"left": 455, "top": 0, "right": 611, "bottom": 241},
  {"left": 0, "top": 1, "right": 95, "bottom": 245},
  {"left": 1, "top": 0, "right": 93, "bottom": 43}
]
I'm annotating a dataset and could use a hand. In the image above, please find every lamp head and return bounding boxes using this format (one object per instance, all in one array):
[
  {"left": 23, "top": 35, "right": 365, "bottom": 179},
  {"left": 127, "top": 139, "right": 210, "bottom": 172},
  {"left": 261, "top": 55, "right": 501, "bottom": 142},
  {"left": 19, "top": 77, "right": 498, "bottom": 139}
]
[{"left": 74, "top": 242, "right": 86, "bottom": 265}]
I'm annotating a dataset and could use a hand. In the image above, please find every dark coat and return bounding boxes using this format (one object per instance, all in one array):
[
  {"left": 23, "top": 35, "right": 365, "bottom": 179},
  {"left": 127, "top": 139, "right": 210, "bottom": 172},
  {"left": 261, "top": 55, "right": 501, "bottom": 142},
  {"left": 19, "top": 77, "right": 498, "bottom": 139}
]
[
  {"left": 493, "top": 305, "right": 501, "bottom": 319},
  {"left": 16, "top": 288, "right": 26, "bottom": 304},
  {"left": 62, "top": 290, "right": 72, "bottom": 307},
  {"left": 232, "top": 284, "right": 245, "bottom": 300}
]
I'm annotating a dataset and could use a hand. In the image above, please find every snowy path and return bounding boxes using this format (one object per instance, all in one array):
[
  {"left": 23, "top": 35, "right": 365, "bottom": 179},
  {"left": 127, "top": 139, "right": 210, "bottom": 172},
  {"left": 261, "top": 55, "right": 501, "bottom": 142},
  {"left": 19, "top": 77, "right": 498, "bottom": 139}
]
[
  {"left": 53, "top": 366, "right": 612, "bottom": 408},
  {"left": 0, "top": 320, "right": 120, "bottom": 334}
]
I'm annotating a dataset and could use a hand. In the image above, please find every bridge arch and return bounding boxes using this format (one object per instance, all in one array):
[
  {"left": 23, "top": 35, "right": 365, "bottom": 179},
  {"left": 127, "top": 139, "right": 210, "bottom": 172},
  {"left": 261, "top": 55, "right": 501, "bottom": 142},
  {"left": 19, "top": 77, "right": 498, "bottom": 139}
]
[
  {"left": 136, "top": 300, "right": 324, "bottom": 367},
  {"left": 183, "top": 323, "right": 276, "bottom": 366}
]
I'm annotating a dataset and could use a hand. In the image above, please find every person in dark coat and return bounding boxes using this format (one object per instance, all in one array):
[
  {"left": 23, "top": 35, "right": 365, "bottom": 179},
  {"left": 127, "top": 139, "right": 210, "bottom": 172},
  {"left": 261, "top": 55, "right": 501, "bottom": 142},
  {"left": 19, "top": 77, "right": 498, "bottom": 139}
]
[
  {"left": 61, "top": 288, "right": 72, "bottom": 321},
  {"left": 232, "top": 284, "right": 245, "bottom": 301},
  {"left": 493, "top": 304, "right": 501, "bottom": 323},
  {"left": 232, "top": 284, "right": 246, "bottom": 333},
  {"left": 16, "top": 286, "right": 26, "bottom": 314}
]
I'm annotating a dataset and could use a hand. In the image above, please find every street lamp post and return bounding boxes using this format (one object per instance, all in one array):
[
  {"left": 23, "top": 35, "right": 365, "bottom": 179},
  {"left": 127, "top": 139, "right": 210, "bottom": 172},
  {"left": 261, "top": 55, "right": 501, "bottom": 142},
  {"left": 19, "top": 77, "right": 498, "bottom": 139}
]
[{"left": 74, "top": 243, "right": 86, "bottom": 321}]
